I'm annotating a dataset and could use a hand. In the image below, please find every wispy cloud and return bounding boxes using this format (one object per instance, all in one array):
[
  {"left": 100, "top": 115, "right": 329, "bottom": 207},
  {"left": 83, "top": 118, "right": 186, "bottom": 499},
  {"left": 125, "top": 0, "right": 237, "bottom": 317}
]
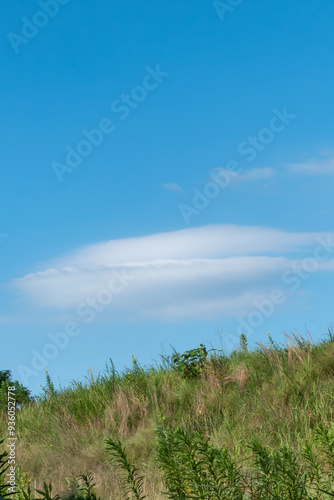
[
  {"left": 214, "top": 155, "right": 334, "bottom": 182},
  {"left": 9, "top": 225, "right": 334, "bottom": 321},
  {"left": 287, "top": 156, "right": 334, "bottom": 176},
  {"left": 232, "top": 167, "right": 274, "bottom": 183},
  {"left": 162, "top": 182, "right": 183, "bottom": 191}
]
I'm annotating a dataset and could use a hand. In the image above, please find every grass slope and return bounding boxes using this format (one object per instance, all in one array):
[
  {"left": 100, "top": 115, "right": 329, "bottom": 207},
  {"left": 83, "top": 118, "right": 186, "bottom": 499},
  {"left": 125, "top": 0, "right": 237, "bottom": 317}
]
[{"left": 1, "top": 330, "right": 334, "bottom": 498}]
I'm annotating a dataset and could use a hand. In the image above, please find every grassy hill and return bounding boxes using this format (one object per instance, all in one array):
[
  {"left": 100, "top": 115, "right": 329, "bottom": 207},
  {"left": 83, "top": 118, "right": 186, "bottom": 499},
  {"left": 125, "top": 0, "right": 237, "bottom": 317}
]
[{"left": 1, "top": 330, "right": 334, "bottom": 499}]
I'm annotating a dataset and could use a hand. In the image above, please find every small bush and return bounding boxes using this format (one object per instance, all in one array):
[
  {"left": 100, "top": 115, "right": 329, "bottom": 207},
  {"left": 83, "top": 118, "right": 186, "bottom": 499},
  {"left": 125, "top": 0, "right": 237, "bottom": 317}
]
[{"left": 171, "top": 344, "right": 208, "bottom": 380}]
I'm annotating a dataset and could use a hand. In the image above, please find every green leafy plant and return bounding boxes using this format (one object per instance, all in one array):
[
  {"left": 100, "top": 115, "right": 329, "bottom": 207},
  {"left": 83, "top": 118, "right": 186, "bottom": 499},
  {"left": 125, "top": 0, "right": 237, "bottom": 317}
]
[
  {"left": 248, "top": 439, "right": 311, "bottom": 499},
  {"left": 13, "top": 466, "right": 35, "bottom": 500},
  {"left": 310, "top": 423, "right": 334, "bottom": 497},
  {"left": 107, "top": 422, "right": 334, "bottom": 499},
  {"left": 239, "top": 334, "right": 248, "bottom": 354},
  {"left": 76, "top": 473, "right": 100, "bottom": 500},
  {"left": 106, "top": 438, "right": 146, "bottom": 500},
  {"left": 171, "top": 344, "right": 208, "bottom": 380},
  {"left": 125, "top": 356, "right": 148, "bottom": 395},
  {"left": 41, "top": 372, "right": 56, "bottom": 400},
  {"left": 35, "top": 482, "right": 60, "bottom": 500},
  {"left": 155, "top": 425, "right": 243, "bottom": 499}
]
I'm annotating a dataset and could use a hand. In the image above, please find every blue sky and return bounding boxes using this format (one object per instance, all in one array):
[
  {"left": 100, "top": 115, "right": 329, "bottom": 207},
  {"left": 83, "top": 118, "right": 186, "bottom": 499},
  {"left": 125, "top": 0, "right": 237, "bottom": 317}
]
[{"left": 1, "top": 0, "right": 334, "bottom": 396}]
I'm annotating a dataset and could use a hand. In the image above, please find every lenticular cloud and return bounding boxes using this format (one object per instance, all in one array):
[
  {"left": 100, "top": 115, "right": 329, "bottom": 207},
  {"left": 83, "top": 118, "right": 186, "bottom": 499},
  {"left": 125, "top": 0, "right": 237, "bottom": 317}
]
[{"left": 10, "top": 224, "right": 334, "bottom": 320}]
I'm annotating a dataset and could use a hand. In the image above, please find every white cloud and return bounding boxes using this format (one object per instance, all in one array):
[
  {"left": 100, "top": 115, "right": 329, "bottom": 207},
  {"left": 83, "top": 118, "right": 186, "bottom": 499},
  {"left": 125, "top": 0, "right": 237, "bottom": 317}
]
[
  {"left": 10, "top": 225, "right": 334, "bottom": 321},
  {"left": 232, "top": 167, "right": 274, "bottom": 182},
  {"left": 287, "top": 157, "right": 334, "bottom": 176},
  {"left": 162, "top": 182, "right": 183, "bottom": 191},
  {"left": 211, "top": 167, "right": 274, "bottom": 186}
]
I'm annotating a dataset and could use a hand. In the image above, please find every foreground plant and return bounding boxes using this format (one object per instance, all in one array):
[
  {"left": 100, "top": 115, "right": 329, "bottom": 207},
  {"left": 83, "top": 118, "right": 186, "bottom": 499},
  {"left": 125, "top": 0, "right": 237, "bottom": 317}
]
[
  {"left": 106, "top": 438, "right": 146, "bottom": 500},
  {"left": 247, "top": 439, "right": 310, "bottom": 499},
  {"left": 305, "top": 423, "right": 334, "bottom": 497},
  {"left": 155, "top": 425, "right": 244, "bottom": 499},
  {"left": 107, "top": 423, "right": 334, "bottom": 499}
]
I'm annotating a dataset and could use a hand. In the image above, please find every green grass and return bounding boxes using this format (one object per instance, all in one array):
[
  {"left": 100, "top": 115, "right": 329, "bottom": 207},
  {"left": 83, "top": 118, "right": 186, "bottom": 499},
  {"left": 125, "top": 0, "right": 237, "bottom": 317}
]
[{"left": 1, "top": 329, "right": 334, "bottom": 498}]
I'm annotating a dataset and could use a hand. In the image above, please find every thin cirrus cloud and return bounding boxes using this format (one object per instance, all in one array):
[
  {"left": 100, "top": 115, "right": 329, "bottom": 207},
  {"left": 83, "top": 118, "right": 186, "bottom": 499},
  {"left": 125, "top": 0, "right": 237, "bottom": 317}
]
[
  {"left": 212, "top": 155, "right": 334, "bottom": 183},
  {"left": 10, "top": 224, "right": 334, "bottom": 321},
  {"left": 162, "top": 182, "right": 183, "bottom": 191},
  {"left": 230, "top": 167, "right": 274, "bottom": 183},
  {"left": 162, "top": 156, "right": 334, "bottom": 198},
  {"left": 287, "top": 156, "right": 334, "bottom": 176},
  {"left": 231, "top": 156, "right": 334, "bottom": 179}
]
